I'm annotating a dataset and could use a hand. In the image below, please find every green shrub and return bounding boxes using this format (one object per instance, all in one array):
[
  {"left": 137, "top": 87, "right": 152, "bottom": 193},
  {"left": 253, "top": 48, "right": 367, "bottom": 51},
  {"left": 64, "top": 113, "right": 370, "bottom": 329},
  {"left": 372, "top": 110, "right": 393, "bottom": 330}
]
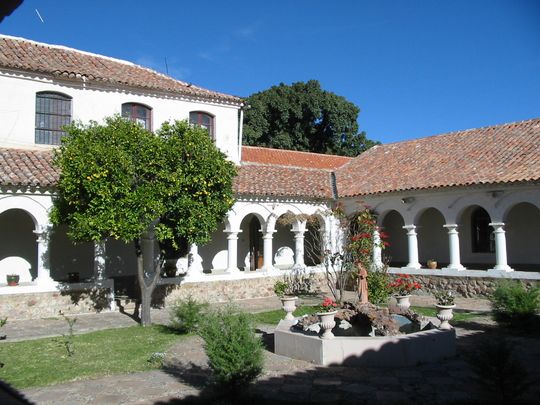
[
  {"left": 170, "top": 297, "right": 209, "bottom": 333},
  {"left": 490, "top": 280, "right": 540, "bottom": 325},
  {"left": 198, "top": 305, "right": 263, "bottom": 387},
  {"left": 367, "top": 267, "right": 392, "bottom": 305}
]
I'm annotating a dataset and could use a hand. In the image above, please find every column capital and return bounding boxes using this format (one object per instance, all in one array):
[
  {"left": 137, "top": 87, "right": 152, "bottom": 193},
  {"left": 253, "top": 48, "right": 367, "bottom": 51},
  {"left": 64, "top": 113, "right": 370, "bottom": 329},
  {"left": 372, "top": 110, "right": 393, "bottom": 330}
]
[{"left": 489, "top": 222, "right": 505, "bottom": 230}]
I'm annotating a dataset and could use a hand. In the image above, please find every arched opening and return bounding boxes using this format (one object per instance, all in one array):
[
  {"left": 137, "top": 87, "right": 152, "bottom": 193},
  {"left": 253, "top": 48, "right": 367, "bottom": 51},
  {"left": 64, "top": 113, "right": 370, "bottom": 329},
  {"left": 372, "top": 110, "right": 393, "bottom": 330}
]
[
  {"left": 238, "top": 214, "right": 263, "bottom": 271},
  {"left": 273, "top": 214, "right": 296, "bottom": 269},
  {"left": 198, "top": 222, "right": 227, "bottom": 272},
  {"left": 417, "top": 208, "right": 448, "bottom": 267},
  {"left": 304, "top": 216, "right": 324, "bottom": 267},
  {"left": 0, "top": 209, "right": 37, "bottom": 280},
  {"left": 505, "top": 202, "right": 540, "bottom": 271},
  {"left": 49, "top": 225, "right": 93, "bottom": 281},
  {"left": 459, "top": 205, "right": 495, "bottom": 270},
  {"left": 381, "top": 210, "right": 407, "bottom": 267}
]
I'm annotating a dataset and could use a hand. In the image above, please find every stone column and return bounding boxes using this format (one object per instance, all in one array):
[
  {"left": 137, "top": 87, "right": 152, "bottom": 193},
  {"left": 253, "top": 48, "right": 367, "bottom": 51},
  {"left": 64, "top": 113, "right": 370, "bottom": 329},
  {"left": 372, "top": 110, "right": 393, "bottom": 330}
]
[
  {"left": 262, "top": 231, "right": 276, "bottom": 273},
  {"left": 372, "top": 228, "right": 383, "bottom": 270},
  {"left": 293, "top": 229, "right": 306, "bottom": 268},
  {"left": 225, "top": 230, "right": 240, "bottom": 273},
  {"left": 402, "top": 225, "right": 421, "bottom": 269},
  {"left": 184, "top": 244, "right": 204, "bottom": 281},
  {"left": 33, "top": 225, "right": 54, "bottom": 285},
  {"left": 489, "top": 223, "right": 513, "bottom": 272},
  {"left": 93, "top": 240, "right": 107, "bottom": 282},
  {"left": 442, "top": 225, "right": 465, "bottom": 271}
]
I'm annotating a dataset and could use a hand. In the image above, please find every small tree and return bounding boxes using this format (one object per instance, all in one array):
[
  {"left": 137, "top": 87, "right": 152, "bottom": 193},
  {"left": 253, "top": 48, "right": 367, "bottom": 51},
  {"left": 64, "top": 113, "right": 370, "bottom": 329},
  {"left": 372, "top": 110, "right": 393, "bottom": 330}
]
[{"left": 51, "top": 117, "right": 236, "bottom": 326}]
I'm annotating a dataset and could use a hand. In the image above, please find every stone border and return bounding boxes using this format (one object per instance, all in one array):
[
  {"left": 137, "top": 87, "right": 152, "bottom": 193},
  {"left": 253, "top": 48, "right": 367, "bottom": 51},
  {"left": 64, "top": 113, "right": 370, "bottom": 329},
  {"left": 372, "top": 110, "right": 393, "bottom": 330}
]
[{"left": 274, "top": 319, "right": 456, "bottom": 367}]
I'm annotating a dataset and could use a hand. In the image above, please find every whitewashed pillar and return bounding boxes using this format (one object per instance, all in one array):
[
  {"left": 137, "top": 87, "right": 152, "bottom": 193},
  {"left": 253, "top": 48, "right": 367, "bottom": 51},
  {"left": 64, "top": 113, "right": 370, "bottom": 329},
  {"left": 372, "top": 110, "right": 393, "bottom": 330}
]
[
  {"left": 225, "top": 230, "right": 241, "bottom": 273},
  {"left": 184, "top": 244, "right": 204, "bottom": 281},
  {"left": 372, "top": 228, "right": 383, "bottom": 270},
  {"left": 262, "top": 230, "right": 276, "bottom": 273},
  {"left": 33, "top": 225, "right": 54, "bottom": 285},
  {"left": 93, "top": 240, "right": 107, "bottom": 282},
  {"left": 293, "top": 230, "right": 306, "bottom": 268},
  {"left": 442, "top": 225, "right": 465, "bottom": 271},
  {"left": 489, "top": 223, "right": 513, "bottom": 272},
  {"left": 402, "top": 225, "right": 421, "bottom": 269}
]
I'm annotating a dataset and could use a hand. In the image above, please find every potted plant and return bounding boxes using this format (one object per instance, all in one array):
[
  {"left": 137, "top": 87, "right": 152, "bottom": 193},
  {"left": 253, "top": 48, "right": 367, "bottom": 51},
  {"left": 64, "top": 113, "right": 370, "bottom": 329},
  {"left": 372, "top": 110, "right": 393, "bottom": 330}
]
[
  {"left": 274, "top": 280, "right": 297, "bottom": 321},
  {"left": 427, "top": 259, "right": 437, "bottom": 269},
  {"left": 6, "top": 274, "right": 19, "bottom": 286},
  {"left": 315, "top": 297, "right": 338, "bottom": 339},
  {"left": 388, "top": 274, "right": 421, "bottom": 310},
  {"left": 434, "top": 290, "right": 456, "bottom": 330}
]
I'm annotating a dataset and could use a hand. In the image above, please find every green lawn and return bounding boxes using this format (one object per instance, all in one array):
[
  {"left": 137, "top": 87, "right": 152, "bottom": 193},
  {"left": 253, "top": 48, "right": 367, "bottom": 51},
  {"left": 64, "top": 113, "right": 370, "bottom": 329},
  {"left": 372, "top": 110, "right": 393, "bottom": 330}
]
[
  {"left": 0, "top": 325, "right": 182, "bottom": 389},
  {"left": 411, "top": 306, "right": 487, "bottom": 322},
  {"left": 251, "top": 305, "right": 318, "bottom": 325}
]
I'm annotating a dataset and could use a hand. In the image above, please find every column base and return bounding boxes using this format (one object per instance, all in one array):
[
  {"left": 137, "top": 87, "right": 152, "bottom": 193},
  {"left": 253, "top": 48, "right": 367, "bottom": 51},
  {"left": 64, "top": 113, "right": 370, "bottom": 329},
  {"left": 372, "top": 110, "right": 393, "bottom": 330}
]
[
  {"left": 402, "top": 263, "right": 421, "bottom": 270},
  {"left": 225, "top": 267, "right": 241, "bottom": 274},
  {"left": 488, "top": 265, "right": 514, "bottom": 273},
  {"left": 34, "top": 276, "right": 57, "bottom": 287},
  {"left": 442, "top": 265, "right": 466, "bottom": 271}
]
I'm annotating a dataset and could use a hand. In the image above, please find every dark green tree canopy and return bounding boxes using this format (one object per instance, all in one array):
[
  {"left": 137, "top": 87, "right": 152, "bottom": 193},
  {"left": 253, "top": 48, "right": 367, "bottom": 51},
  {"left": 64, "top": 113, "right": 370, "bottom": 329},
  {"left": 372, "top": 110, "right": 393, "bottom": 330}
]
[
  {"left": 51, "top": 116, "right": 236, "bottom": 252},
  {"left": 243, "top": 80, "right": 378, "bottom": 157}
]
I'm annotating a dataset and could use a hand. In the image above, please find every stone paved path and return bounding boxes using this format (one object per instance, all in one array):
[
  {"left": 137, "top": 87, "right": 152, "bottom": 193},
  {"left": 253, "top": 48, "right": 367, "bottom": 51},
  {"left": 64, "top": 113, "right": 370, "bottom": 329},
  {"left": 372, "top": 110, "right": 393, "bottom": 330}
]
[{"left": 5, "top": 294, "right": 539, "bottom": 404}]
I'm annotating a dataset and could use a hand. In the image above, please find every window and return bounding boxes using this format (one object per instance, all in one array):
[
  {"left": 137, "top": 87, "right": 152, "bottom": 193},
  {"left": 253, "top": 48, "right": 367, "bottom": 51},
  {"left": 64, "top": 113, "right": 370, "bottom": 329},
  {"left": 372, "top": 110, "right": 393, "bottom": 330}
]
[
  {"left": 121, "top": 103, "right": 152, "bottom": 130},
  {"left": 471, "top": 207, "right": 495, "bottom": 253},
  {"left": 189, "top": 111, "right": 215, "bottom": 140},
  {"left": 35, "top": 92, "right": 72, "bottom": 145}
]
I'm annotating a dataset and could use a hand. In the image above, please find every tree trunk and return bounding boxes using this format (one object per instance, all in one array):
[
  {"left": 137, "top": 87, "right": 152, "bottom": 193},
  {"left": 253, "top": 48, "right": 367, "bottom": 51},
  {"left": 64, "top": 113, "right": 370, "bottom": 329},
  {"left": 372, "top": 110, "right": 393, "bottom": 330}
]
[{"left": 136, "top": 225, "right": 161, "bottom": 327}]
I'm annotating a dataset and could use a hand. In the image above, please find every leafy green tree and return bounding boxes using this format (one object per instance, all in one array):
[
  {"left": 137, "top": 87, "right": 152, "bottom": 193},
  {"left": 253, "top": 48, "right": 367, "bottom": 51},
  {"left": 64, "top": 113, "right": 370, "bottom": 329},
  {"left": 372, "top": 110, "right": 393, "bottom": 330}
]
[
  {"left": 51, "top": 117, "right": 236, "bottom": 326},
  {"left": 243, "top": 80, "right": 378, "bottom": 156}
]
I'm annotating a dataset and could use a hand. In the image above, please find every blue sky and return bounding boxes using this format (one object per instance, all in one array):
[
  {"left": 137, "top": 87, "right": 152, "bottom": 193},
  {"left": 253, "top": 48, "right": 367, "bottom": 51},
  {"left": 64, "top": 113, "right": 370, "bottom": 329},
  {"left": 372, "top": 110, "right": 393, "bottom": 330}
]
[{"left": 2, "top": 0, "right": 539, "bottom": 144}]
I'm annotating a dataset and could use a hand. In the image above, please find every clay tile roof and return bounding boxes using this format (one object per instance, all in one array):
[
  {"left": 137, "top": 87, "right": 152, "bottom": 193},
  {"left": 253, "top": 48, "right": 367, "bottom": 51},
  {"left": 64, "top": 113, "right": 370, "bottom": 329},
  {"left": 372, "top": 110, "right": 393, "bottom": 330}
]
[
  {"left": 234, "top": 164, "right": 334, "bottom": 199},
  {"left": 0, "top": 35, "right": 242, "bottom": 104},
  {"left": 0, "top": 148, "right": 58, "bottom": 187},
  {"left": 336, "top": 118, "right": 540, "bottom": 196},
  {"left": 241, "top": 146, "right": 352, "bottom": 170},
  {"left": 0, "top": 147, "right": 334, "bottom": 199}
]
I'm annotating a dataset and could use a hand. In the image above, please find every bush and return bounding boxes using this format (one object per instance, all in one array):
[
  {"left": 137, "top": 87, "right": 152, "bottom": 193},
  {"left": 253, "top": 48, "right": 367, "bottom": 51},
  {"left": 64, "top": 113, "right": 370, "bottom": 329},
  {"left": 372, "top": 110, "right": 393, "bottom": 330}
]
[
  {"left": 198, "top": 305, "right": 263, "bottom": 387},
  {"left": 170, "top": 297, "right": 209, "bottom": 333},
  {"left": 490, "top": 280, "right": 540, "bottom": 325},
  {"left": 367, "top": 267, "right": 392, "bottom": 305}
]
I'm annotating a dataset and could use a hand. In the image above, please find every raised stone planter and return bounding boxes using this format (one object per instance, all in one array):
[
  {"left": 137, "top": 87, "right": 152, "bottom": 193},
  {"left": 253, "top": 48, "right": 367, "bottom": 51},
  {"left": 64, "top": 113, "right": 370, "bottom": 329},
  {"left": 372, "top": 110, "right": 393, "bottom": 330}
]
[{"left": 274, "top": 319, "right": 456, "bottom": 367}]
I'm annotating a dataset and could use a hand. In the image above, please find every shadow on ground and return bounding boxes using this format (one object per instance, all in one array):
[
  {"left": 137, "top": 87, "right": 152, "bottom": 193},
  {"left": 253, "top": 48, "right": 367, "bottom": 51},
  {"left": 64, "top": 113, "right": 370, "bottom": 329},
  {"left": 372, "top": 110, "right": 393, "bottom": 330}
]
[{"left": 153, "top": 315, "right": 540, "bottom": 404}]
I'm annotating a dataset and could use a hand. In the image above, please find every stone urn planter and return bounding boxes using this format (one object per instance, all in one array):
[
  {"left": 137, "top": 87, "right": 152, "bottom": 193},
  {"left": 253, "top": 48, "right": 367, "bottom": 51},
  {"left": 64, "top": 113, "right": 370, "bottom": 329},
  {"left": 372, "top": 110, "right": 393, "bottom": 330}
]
[
  {"left": 317, "top": 310, "right": 337, "bottom": 339},
  {"left": 6, "top": 274, "right": 19, "bottom": 286},
  {"left": 281, "top": 296, "right": 298, "bottom": 321},
  {"left": 427, "top": 260, "right": 437, "bottom": 269},
  {"left": 395, "top": 294, "right": 412, "bottom": 311},
  {"left": 436, "top": 304, "right": 456, "bottom": 330}
]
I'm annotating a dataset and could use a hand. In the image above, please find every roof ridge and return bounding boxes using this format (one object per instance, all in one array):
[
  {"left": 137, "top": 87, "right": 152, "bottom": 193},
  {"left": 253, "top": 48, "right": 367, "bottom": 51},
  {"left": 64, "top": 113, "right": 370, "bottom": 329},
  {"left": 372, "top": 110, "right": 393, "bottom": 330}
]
[{"left": 241, "top": 161, "right": 334, "bottom": 172}]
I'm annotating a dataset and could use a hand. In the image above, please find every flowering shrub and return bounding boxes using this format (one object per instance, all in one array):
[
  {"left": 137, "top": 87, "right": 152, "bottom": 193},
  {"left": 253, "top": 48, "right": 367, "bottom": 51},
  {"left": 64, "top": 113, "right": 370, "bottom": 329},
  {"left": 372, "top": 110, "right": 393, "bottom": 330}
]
[
  {"left": 434, "top": 289, "right": 455, "bottom": 306},
  {"left": 316, "top": 297, "right": 338, "bottom": 313},
  {"left": 388, "top": 274, "right": 421, "bottom": 296}
]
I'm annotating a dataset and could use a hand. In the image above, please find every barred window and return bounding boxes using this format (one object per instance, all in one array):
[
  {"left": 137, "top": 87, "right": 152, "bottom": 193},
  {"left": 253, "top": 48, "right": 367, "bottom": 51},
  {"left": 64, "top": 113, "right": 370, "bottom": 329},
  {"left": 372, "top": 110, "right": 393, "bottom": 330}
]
[
  {"left": 122, "top": 103, "right": 152, "bottom": 130},
  {"left": 189, "top": 111, "right": 215, "bottom": 140},
  {"left": 35, "top": 92, "right": 72, "bottom": 145}
]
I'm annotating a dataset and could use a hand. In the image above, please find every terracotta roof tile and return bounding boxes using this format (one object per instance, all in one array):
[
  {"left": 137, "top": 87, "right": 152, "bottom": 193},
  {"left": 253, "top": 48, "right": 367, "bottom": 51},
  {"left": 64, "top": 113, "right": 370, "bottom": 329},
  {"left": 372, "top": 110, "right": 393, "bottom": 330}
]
[
  {"left": 0, "top": 147, "right": 334, "bottom": 199},
  {"left": 0, "top": 148, "right": 58, "bottom": 187},
  {"left": 0, "top": 35, "right": 242, "bottom": 104},
  {"left": 241, "top": 146, "right": 351, "bottom": 170},
  {"left": 234, "top": 164, "right": 334, "bottom": 199},
  {"left": 336, "top": 118, "right": 540, "bottom": 196}
]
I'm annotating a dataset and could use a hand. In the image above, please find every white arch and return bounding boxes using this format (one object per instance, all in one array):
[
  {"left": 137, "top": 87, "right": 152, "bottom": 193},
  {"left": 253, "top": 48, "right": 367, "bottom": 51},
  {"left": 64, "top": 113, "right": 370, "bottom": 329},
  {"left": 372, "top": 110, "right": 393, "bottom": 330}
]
[
  {"left": 228, "top": 202, "right": 272, "bottom": 232},
  {"left": 500, "top": 194, "right": 540, "bottom": 221},
  {"left": 0, "top": 195, "right": 49, "bottom": 227}
]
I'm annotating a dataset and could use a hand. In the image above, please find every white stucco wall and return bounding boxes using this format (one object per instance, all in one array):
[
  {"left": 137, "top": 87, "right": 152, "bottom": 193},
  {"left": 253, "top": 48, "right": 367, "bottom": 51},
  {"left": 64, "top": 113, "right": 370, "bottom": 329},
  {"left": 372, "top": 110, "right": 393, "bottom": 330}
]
[{"left": 0, "top": 71, "right": 241, "bottom": 163}]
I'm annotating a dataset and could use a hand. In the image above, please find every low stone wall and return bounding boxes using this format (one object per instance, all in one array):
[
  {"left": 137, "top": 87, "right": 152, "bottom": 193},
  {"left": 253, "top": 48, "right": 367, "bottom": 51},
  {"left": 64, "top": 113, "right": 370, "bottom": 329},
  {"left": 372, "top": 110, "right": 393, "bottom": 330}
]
[
  {"left": 155, "top": 272, "right": 329, "bottom": 307},
  {"left": 0, "top": 286, "right": 114, "bottom": 320},
  {"left": 389, "top": 271, "right": 540, "bottom": 298}
]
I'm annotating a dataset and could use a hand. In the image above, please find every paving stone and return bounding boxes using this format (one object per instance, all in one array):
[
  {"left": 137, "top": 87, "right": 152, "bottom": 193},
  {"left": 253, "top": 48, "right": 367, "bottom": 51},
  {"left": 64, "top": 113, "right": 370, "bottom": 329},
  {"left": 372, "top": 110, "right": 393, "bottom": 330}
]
[
  {"left": 340, "top": 383, "right": 375, "bottom": 394},
  {"left": 313, "top": 377, "right": 342, "bottom": 386},
  {"left": 282, "top": 383, "right": 312, "bottom": 394}
]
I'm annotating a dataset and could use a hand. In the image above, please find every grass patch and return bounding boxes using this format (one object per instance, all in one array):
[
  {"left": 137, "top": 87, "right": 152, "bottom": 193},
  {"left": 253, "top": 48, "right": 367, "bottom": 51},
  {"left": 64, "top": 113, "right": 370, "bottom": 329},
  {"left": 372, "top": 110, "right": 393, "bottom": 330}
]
[
  {"left": 411, "top": 306, "right": 486, "bottom": 322},
  {"left": 251, "top": 305, "right": 317, "bottom": 325},
  {"left": 0, "top": 324, "right": 182, "bottom": 389}
]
